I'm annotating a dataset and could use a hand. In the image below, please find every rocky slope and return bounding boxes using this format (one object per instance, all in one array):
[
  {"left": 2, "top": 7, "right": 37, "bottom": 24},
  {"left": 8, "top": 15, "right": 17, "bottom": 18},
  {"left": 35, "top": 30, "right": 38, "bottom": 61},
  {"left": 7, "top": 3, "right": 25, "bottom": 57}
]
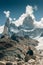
[
  {"left": 0, "top": 35, "right": 43, "bottom": 65},
  {"left": 0, "top": 35, "right": 38, "bottom": 61}
]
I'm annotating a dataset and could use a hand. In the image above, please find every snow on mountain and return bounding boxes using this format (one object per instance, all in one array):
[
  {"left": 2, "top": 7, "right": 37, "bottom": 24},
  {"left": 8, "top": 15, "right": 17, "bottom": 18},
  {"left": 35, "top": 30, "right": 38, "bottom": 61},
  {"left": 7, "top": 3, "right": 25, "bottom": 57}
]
[
  {"left": 0, "top": 25, "right": 4, "bottom": 34},
  {"left": 36, "top": 37, "right": 43, "bottom": 50},
  {"left": 12, "top": 5, "right": 35, "bottom": 27},
  {"left": 3, "top": 15, "right": 43, "bottom": 38},
  {"left": 4, "top": 15, "right": 43, "bottom": 38},
  {"left": 3, "top": 5, "right": 43, "bottom": 38},
  {"left": 34, "top": 18, "right": 43, "bottom": 28}
]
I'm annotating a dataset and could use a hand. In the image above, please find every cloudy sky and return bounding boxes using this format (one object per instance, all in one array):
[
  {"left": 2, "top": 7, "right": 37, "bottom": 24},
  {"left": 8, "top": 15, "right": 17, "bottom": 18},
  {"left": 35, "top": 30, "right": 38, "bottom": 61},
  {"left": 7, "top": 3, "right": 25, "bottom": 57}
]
[{"left": 0, "top": 0, "right": 43, "bottom": 25}]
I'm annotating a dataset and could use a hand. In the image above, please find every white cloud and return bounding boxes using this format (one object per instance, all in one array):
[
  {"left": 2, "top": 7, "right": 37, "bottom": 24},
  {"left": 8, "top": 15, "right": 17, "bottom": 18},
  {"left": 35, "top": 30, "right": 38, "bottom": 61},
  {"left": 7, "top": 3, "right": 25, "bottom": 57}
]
[
  {"left": 0, "top": 25, "right": 4, "bottom": 34},
  {"left": 26, "top": 5, "right": 33, "bottom": 15},
  {"left": 13, "top": 5, "right": 43, "bottom": 28},
  {"left": 9, "top": 17, "right": 12, "bottom": 22},
  {"left": 12, "top": 5, "right": 35, "bottom": 27},
  {"left": 4, "top": 5, "right": 43, "bottom": 28},
  {"left": 3, "top": 5, "right": 35, "bottom": 27},
  {"left": 4, "top": 11, "right": 10, "bottom": 18},
  {"left": 13, "top": 13, "right": 27, "bottom": 27},
  {"left": 34, "top": 18, "right": 43, "bottom": 28},
  {"left": 13, "top": 18, "right": 16, "bottom": 21},
  {"left": 36, "top": 37, "right": 43, "bottom": 50},
  {"left": 26, "top": 5, "right": 35, "bottom": 19}
]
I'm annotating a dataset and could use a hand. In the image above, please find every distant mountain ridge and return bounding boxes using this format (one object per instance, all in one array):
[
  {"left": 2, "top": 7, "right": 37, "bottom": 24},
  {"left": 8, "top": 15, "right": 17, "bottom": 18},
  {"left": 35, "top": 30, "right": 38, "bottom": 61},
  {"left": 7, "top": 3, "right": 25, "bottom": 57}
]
[{"left": 0, "top": 15, "right": 43, "bottom": 38}]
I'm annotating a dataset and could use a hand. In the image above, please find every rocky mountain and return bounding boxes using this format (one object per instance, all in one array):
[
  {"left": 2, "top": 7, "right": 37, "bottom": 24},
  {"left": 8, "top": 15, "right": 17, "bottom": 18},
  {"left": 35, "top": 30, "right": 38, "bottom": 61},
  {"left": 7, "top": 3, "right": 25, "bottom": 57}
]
[
  {"left": 18, "top": 15, "right": 34, "bottom": 30},
  {"left": 8, "top": 16, "right": 43, "bottom": 38},
  {"left": 0, "top": 15, "right": 43, "bottom": 38},
  {"left": 0, "top": 36, "right": 43, "bottom": 65},
  {"left": 0, "top": 16, "right": 43, "bottom": 65},
  {"left": 0, "top": 34, "right": 38, "bottom": 61}
]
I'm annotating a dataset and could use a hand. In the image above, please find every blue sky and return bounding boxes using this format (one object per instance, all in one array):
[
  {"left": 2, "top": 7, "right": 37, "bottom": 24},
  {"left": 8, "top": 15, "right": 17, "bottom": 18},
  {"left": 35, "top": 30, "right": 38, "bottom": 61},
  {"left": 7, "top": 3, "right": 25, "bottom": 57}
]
[{"left": 0, "top": 0, "right": 43, "bottom": 25}]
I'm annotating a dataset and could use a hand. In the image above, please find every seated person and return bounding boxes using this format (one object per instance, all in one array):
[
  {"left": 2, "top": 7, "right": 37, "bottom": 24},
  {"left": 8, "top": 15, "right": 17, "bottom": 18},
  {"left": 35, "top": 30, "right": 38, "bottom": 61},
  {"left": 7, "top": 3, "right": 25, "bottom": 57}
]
[
  {"left": 26, "top": 47, "right": 33, "bottom": 56},
  {"left": 25, "top": 46, "right": 34, "bottom": 62}
]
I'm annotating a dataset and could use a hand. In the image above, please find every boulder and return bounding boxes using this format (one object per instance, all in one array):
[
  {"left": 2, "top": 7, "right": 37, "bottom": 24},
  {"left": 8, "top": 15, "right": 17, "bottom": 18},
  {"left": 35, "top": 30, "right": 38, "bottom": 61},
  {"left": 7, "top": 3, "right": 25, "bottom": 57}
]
[
  {"left": 0, "top": 62, "right": 5, "bottom": 65},
  {"left": 17, "top": 62, "right": 23, "bottom": 65},
  {"left": 6, "top": 62, "right": 12, "bottom": 65},
  {"left": 4, "top": 43, "right": 13, "bottom": 48},
  {"left": 28, "top": 59, "right": 35, "bottom": 65}
]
